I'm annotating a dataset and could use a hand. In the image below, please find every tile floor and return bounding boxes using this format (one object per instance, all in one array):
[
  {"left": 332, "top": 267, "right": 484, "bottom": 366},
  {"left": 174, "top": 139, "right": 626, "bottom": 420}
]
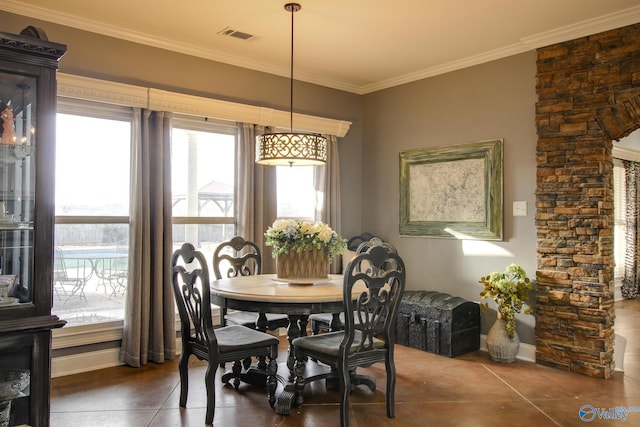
[{"left": 50, "top": 299, "right": 640, "bottom": 427}]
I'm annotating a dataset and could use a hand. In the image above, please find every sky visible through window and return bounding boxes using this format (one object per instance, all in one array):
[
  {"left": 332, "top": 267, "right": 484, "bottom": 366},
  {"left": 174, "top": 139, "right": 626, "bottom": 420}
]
[
  {"left": 277, "top": 165, "right": 315, "bottom": 219},
  {"left": 55, "top": 114, "right": 130, "bottom": 216}
]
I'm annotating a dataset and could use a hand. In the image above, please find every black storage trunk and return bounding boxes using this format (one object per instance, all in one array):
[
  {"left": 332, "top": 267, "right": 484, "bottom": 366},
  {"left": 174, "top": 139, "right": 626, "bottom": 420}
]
[{"left": 395, "top": 290, "right": 480, "bottom": 357}]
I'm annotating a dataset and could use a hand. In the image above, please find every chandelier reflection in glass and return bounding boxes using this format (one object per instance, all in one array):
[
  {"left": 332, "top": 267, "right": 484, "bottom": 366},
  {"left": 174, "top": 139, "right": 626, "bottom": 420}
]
[{"left": 255, "top": 3, "right": 327, "bottom": 166}]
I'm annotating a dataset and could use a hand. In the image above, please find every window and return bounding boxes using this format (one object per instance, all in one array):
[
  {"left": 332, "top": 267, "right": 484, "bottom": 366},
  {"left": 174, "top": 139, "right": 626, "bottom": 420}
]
[
  {"left": 614, "top": 159, "right": 626, "bottom": 281},
  {"left": 277, "top": 166, "right": 316, "bottom": 220},
  {"left": 53, "top": 102, "right": 132, "bottom": 327},
  {"left": 171, "top": 118, "right": 237, "bottom": 267}
]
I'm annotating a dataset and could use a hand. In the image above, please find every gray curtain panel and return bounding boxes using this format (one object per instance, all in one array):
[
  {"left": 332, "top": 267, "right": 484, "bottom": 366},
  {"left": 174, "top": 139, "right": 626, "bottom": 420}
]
[
  {"left": 314, "top": 135, "right": 342, "bottom": 273},
  {"left": 237, "top": 123, "right": 278, "bottom": 273},
  {"left": 121, "top": 109, "right": 176, "bottom": 367},
  {"left": 622, "top": 160, "right": 640, "bottom": 299}
]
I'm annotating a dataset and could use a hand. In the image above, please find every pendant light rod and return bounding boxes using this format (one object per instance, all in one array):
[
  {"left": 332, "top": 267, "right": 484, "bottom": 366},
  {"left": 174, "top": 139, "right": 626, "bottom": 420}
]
[{"left": 285, "top": 3, "right": 300, "bottom": 133}]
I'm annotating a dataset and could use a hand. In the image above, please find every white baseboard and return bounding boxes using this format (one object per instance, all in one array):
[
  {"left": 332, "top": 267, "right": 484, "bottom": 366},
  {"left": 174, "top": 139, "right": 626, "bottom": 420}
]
[
  {"left": 614, "top": 333, "right": 627, "bottom": 372},
  {"left": 615, "top": 282, "right": 623, "bottom": 301},
  {"left": 52, "top": 338, "right": 185, "bottom": 378},
  {"left": 52, "top": 348, "right": 124, "bottom": 378},
  {"left": 480, "top": 334, "right": 536, "bottom": 363}
]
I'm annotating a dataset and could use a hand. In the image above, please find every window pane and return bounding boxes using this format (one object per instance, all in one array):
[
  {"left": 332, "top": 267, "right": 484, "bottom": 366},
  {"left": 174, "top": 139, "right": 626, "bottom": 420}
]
[
  {"left": 171, "top": 124, "right": 237, "bottom": 281},
  {"left": 55, "top": 114, "right": 130, "bottom": 216},
  {"left": 53, "top": 111, "right": 132, "bottom": 326},
  {"left": 52, "top": 224, "right": 129, "bottom": 326},
  {"left": 171, "top": 128, "right": 235, "bottom": 217},
  {"left": 172, "top": 223, "right": 236, "bottom": 276},
  {"left": 277, "top": 166, "right": 315, "bottom": 219}
]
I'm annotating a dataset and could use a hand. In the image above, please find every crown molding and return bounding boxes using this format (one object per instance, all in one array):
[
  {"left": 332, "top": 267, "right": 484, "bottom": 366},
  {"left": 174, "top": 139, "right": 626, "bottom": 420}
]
[
  {"left": 519, "top": 5, "right": 640, "bottom": 49},
  {"left": 57, "top": 73, "right": 351, "bottom": 137},
  {"left": 361, "top": 43, "right": 527, "bottom": 94},
  {"left": 363, "top": 5, "right": 640, "bottom": 94},
  {"left": 2, "top": 1, "right": 639, "bottom": 95}
]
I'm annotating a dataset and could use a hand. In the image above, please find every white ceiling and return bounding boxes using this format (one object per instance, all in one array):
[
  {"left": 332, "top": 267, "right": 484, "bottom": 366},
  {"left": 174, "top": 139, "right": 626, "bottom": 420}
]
[{"left": 2, "top": 0, "right": 640, "bottom": 94}]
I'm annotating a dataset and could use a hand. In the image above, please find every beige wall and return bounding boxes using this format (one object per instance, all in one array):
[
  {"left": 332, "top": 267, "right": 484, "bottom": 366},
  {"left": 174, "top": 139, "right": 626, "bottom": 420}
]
[
  {"left": 1, "top": 12, "right": 538, "bottom": 343},
  {"left": 363, "top": 53, "right": 539, "bottom": 343}
]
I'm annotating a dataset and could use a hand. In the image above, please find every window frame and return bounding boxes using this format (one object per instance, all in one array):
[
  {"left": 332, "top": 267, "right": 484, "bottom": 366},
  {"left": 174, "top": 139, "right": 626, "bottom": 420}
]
[
  {"left": 55, "top": 98, "right": 133, "bottom": 226},
  {"left": 170, "top": 115, "right": 238, "bottom": 230},
  {"left": 52, "top": 100, "right": 135, "bottom": 360},
  {"left": 613, "top": 158, "right": 626, "bottom": 282}
]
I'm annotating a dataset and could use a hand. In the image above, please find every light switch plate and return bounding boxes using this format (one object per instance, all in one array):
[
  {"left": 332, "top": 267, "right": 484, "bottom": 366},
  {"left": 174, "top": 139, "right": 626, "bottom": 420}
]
[{"left": 513, "top": 201, "right": 527, "bottom": 216}]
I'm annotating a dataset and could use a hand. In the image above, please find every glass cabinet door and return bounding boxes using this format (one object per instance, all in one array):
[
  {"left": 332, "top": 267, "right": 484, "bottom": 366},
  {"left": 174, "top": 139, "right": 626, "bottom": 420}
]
[
  {"left": 0, "top": 73, "right": 36, "bottom": 307},
  {"left": 0, "top": 29, "right": 66, "bottom": 427}
]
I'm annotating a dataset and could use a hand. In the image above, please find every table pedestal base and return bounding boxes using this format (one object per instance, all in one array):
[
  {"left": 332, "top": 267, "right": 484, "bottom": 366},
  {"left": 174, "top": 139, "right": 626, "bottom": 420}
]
[
  {"left": 324, "top": 372, "right": 376, "bottom": 392},
  {"left": 275, "top": 364, "right": 376, "bottom": 415},
  {"left": 221, "top": 366, "right": 269, "bottom": 388}
]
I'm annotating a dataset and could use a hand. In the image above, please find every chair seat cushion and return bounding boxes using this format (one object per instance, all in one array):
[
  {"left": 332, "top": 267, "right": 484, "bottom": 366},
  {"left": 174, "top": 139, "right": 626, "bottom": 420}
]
[
  {"left": 292, "top": 330, "right": 385, "bottom": 356},
  {"left": 225, "top": 311, "right": 289, "bottom": 327},
  {"left": 215, "top": 325, "right": 279, "bottom": 353},
  {"left": 308, "top": 312, "right": 337, "bottom": 323}
]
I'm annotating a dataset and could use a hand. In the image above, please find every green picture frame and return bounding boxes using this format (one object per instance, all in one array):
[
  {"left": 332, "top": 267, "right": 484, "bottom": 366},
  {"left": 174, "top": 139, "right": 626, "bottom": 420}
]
[{"left": 399, "top": 139, "right": 503, "bottom": 240}]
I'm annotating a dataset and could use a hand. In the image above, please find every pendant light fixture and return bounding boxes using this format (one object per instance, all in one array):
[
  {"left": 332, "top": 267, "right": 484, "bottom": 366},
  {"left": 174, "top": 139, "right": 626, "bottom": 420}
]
[{"left": 255, "top": 3, "right": 327, "bottom": 166}]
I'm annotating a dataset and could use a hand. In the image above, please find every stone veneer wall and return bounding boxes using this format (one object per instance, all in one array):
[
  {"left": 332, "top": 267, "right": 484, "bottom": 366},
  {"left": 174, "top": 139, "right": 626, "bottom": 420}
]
[{"left": 535, "top": 23, "right": 640, "bottom": 379}]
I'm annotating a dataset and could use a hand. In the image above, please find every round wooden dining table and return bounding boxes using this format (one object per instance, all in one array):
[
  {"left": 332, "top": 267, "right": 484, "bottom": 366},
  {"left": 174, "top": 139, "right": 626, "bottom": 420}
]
[{"left": 209, "top": 273, "right": 366, "bottom": 366}]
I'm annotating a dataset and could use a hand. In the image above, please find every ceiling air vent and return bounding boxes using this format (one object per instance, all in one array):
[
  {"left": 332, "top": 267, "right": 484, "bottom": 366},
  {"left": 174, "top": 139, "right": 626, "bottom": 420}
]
[{"left": 218, "top": 27, "right": 256, "bottom": 41}]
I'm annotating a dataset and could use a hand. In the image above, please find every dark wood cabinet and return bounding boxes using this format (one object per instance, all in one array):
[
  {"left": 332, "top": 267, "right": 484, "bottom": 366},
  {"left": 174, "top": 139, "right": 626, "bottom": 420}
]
[{"left": 0, "top": 29, "right": 66, "bottom": 427}]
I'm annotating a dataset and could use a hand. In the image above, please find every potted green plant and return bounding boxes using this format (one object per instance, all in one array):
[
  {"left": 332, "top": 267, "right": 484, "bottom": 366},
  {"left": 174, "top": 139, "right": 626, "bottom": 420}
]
[{"left": 479, "top": 263, "right": 534, "bottom": 362}]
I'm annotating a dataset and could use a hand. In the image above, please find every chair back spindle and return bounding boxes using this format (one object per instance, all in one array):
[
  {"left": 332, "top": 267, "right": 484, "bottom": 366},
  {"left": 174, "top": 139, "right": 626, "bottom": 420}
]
[
  {"left": 343, "top": 245, "right": 405, "bottom": 353},
  {"left": 212, "top": 236, "right": 289, "bottom": 331},
  {"left": 213, "top": 236, "right": 261, "bottom": 279},
  {"left": 171, "top": 243, "right": 217, "bottom": 356},
  {"left": 309, "top": 236, "right": 399, "bottom": 335}
]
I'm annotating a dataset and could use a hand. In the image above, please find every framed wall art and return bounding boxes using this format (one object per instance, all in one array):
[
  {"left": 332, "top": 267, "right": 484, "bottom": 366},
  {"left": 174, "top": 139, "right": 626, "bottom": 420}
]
[{"left": 399, "top": 139, "right": 503, "bottom": 240}]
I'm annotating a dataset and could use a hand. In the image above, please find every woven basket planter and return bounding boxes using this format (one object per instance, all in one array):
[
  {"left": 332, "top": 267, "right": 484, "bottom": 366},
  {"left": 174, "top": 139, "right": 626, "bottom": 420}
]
[{"left": 276, "top": 247, "right": 328, "bottom": 282}]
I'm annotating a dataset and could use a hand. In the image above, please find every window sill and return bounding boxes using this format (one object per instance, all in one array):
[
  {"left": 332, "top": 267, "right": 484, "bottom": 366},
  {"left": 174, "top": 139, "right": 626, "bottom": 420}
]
[
  {"left": 52, "top": 308, "right": 222, "bottom": 350},
  {"left": 52, "top": 320, "right": 124, "bottom": 350}
]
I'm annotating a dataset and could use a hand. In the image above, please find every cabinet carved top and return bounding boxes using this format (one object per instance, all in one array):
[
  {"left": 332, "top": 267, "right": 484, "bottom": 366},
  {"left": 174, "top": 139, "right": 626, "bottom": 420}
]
[{"left": 0, "top": 30, "right": 66, "bottom": 65}]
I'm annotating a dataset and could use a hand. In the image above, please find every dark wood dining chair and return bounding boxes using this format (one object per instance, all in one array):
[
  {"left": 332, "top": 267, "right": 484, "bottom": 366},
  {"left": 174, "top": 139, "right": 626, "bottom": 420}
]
[
  {"left": 291, "top": 245, "right": 406, "bottom": 427},
  {"left": 345, "top": 232, "right": 376, "bottom": 252},
  {"left": 171, "top": 242, "right": 279, "bottom": 425},
  {"left": 309, "top": 236, "right": 397, "bottom": 334},
  {"left": 213, "top": 236, "right": 289, "bottom": 331}
]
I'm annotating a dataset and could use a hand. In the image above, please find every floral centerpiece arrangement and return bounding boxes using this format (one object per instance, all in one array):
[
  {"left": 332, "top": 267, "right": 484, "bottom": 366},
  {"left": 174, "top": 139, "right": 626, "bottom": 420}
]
[
  {"left": 265, "top": 219, "right": 347, "bottom": 280},
  {"left": 265, "top": 219, "right": 347, "bottom": 260},
  {"left": 479, "top": 263, "right": 534, "bottom": 339}
]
